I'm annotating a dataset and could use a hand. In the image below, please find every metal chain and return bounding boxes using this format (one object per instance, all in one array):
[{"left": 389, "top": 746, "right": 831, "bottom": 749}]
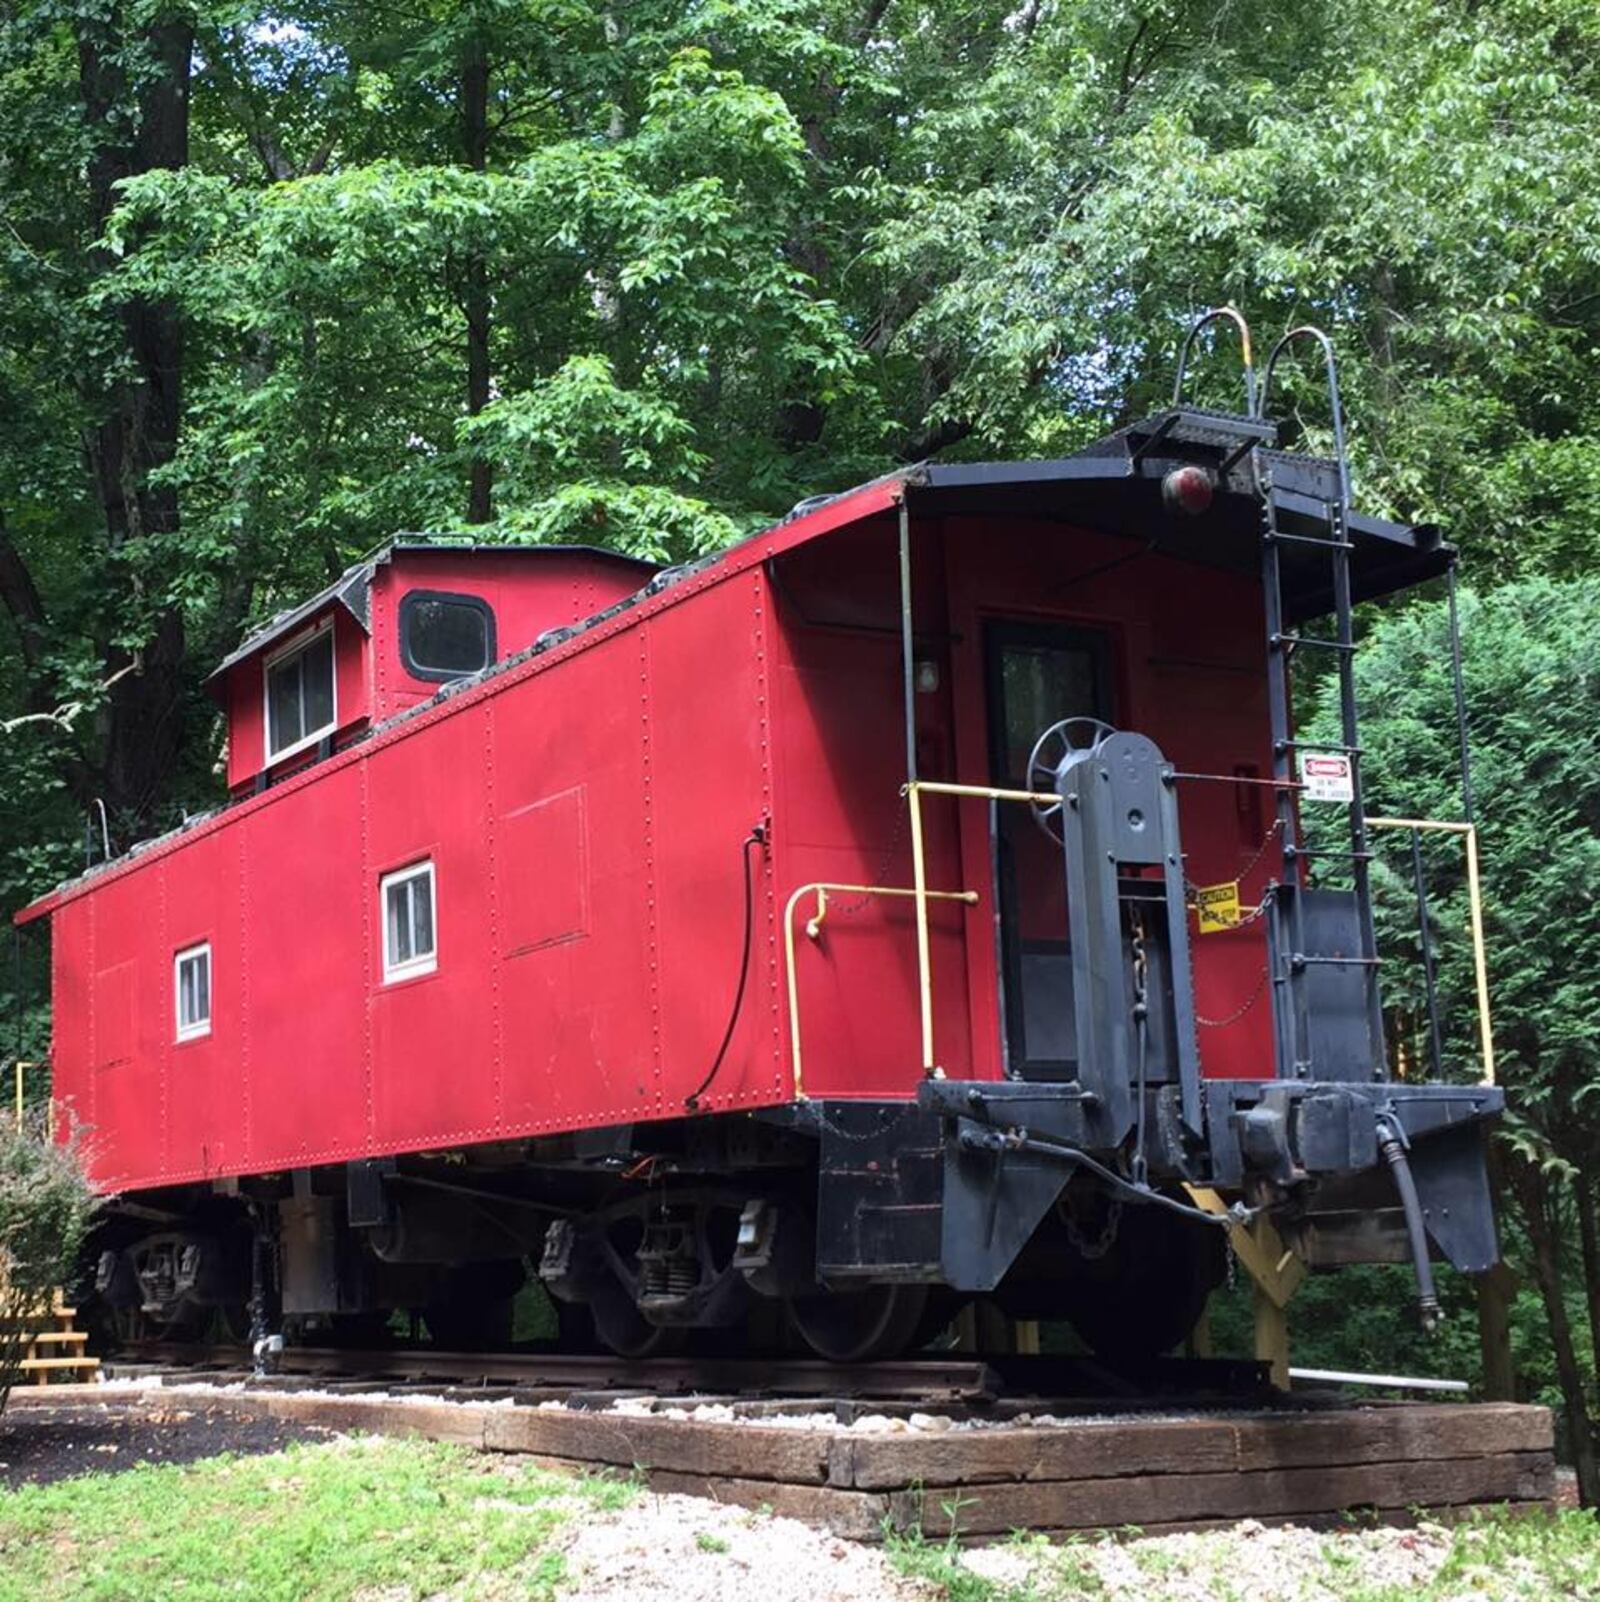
[
  {"left": 1184, "top": 816, "right": 1285, "bottom": 910},
  {"left": 826, "top": 804, "right": 911, "bottom": 917},
  {"left": 1130, "top": 910, "right": 1151, "bottom": 1187},
  {"left": 809, "top": 1102, "right": 925, "bottom": 1143},
  {"left": 1195, "top": 963, "right": 1272, "bottom": 1029},
  {"left": 1060, "top": 1188, "right": 1123, "bottom": 1260}
]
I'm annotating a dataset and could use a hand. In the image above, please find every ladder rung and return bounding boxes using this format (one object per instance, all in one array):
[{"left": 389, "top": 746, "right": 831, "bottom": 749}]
[
  {"left": 1290, "top": 954, "right": 1381, "bottom": 969},
  {"left": 1264, "top": 529, "right": 1352, "bottom": 551},
  {"left": 1284, "top": 847, "right": 1374, "bottom": 862},
  {"left": 1275, "top": 739, "right": 1361, "bottom": 755},
  {"left": 1271, "top": 633, "right": 1356, "bottom": 654}
]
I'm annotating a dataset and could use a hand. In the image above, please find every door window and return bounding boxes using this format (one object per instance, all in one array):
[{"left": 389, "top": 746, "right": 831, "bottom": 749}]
[{"left": 983, "top": 623, "right": 1113, "bottom": 1078}]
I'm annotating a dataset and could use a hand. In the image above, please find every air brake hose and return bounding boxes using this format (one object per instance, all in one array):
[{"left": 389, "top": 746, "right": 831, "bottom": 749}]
[{"left": 1376, "top": 1114, "right": 1441, "bottom": 1333}]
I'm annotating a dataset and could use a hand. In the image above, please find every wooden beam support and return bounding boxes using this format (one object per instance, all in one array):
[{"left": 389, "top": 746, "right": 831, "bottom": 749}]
[{"left": 1185, "top": 1186, "right": 1305, "bottom": 1386}]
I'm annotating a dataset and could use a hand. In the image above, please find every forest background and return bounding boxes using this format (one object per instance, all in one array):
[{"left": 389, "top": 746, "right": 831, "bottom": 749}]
[{"left": 4, "top": 0, "right": 1600, "bottom": 1493}]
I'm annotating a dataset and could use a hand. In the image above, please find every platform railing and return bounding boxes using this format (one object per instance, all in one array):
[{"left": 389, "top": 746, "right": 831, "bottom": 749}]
[
  {"left": 903, "top": 779, "right": 1060, "bottom": 1075},
  {"left": 1364, "top": 817, "right": 1495, "bottom": 1086},
  {"left": 900, "top": 779, "right": 1496, "bottom": 1088}
]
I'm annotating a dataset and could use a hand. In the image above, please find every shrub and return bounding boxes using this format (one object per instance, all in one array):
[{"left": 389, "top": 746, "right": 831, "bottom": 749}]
[{"left": 0, "top": 1108, "right": 99, "bottom": 1411}]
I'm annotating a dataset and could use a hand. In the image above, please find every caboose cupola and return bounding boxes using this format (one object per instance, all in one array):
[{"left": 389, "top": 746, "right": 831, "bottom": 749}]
[{"left": 208, "top": 538, "right": 655, "bottom": 795}]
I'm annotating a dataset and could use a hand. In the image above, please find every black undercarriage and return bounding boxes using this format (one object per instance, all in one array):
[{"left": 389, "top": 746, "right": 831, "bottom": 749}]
[{"left": 84, "top": 1062, "right": 1499, "bottom": 1367}]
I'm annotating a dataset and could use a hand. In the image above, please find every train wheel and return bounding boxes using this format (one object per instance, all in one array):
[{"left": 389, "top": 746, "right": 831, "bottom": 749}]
[
  {"left": 587, "top": 1272, "right": 687, "bottom": 1359},
  {"left": 1061, "top": 1203, "right": 1226, "bottom": 1361},
  {"left": 786, "top": 1284, "right": 930, "bottom": 1363}
]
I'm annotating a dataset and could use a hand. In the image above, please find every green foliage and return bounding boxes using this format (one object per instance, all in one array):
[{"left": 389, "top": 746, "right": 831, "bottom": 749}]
[
  {"left": 0, "top": 1111, "right": 99, "bottom": 1410},
  {"left": 0, "top": 1436, "right": 634, "bottom": 1601},
  {"left": 6, "top": 0, "right": 1600, "bottom": 895}
]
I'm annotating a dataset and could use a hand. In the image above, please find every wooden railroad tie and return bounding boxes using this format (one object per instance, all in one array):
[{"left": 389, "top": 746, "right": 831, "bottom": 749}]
[{"left": 19, "top": 1384, "right": 1548, "bottom": 1540}]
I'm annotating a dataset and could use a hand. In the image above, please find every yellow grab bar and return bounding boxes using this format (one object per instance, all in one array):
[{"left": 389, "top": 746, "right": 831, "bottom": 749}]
[{"left": 782, "top": 881, "right": 977, "bottom": 1100}]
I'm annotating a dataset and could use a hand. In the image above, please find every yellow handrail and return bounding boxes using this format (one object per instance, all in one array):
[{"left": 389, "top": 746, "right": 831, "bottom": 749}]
[
  {"left": 903, "top": 781, "right": 1057, "bottom": 1072},
  {"left": 12, "top": 1061, "right": 43, "bottom": 1135},
  {"left": 782, "top": 881, "right": 977, "bottom": 1100},
  {"left": 1365, "top": 817, "right": 1495, "bottom": 1086}
]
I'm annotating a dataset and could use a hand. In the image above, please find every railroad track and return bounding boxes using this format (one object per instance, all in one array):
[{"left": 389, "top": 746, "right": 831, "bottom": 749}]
[
  {"left": 104, "top": 1343, "right": 1277, "bottom": 1414},
  {"left": 26, "top": 1344, "right": 1557, "bottom": 1541}
]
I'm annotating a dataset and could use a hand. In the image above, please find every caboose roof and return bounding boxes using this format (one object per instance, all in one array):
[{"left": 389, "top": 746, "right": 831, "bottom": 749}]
[
  {"left": 19, "top": 413, "right": 1449, "bottom": 924},
  {"left": 206, "top": 537, "right": 658, "bottom": 689}
]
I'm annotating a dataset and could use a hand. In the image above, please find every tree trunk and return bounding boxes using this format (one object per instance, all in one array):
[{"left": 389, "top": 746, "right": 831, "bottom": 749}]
[
  {"left": 1510, "top": 1158, "right": 1600, "bottom": 1504},
  {"left": 1576, "top": 1172, "right": 1600, "bottom": 1391},
  {"left": 77, "top": 12, "right": 194, "bottom": 827},
  {"left": 462, "top": 30, "right": 493, "bottom": 525}
]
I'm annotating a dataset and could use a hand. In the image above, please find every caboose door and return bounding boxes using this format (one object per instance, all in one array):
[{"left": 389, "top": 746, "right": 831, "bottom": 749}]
[{"left": 983, "top": 621, "right": 1114, "bottom": 1080}]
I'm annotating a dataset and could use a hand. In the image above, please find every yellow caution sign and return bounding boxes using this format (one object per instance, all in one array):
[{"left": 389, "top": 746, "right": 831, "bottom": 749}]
[{"left": 1194, "top": 880, "right": 1242, "bottom": 934}]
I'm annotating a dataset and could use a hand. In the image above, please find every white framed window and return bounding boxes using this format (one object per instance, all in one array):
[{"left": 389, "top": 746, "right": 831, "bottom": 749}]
[
  {"left": 381, "top": 861, "right": 437, "bottom": 983},
  {"left": 174, "top": 943, "right": 212, "bottom": 1042},
  {"left": 264, "top": 621, "right": 337, "bottom": 763}
]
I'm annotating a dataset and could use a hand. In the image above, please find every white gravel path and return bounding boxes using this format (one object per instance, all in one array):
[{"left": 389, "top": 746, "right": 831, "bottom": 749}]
[
  {"left": 553, "top": 1489, "right": 1462, "bottom": 1602},
  {"left": 965, "top": 1517, "right": 1453, "bottom": 1601},
  {"left": 558, "top": 1490, "right": 931, "bottom": 1601}
]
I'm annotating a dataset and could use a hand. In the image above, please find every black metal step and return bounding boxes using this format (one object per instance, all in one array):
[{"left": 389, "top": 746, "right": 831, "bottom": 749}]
[
  {"left": 1126, "top": 406, "right": 1278, "bottom": 458},
  {"left": 1259, "top": 448, "right": 1342, "bottom": 504}
]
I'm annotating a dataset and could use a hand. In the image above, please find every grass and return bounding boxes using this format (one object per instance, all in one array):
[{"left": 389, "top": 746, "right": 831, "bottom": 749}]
[
  {"left": 0, "top": 1436, "right": 635, "bottom": 1602},
  {"left": 884, "top": 1507, "right": 1600, "bottom": 1601}
]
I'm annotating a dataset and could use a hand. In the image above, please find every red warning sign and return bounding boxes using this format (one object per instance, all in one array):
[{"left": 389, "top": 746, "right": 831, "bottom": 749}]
[{"left": 1299, "top": 751, "right": 1354, "bottom": 803}]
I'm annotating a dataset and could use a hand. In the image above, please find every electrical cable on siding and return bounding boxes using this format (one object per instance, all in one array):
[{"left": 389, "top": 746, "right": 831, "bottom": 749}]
[{"left": 685, "top": 823, "right": 767, "bottom": 1110}]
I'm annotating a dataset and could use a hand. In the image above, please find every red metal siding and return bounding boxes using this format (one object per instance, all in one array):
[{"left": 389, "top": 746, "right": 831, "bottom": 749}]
[
  {"left": 35, "top": 479, "right": 1285, "bottom": 1195},
  {"left": 641, "top": 573, "right": 783, "bottom": 1112},
  {"left": 162, "top": 829, "right": 243, "bottom": 1180},
  {"left": 771, "top": 515, "right": 973, "bottom": 1099},
  {"left": 43, "top": 552, "right": 784, "bottom": 1190},
  {"left": 243, "top": 764, "right": 370, "bottom": 1170},
  {"left": 366, "top": 707, "right": 498, "bottom": 1150}
]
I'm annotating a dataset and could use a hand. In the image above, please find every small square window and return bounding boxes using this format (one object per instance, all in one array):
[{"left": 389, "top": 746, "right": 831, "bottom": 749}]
[
  {"left": 265, "top": 623, "right": 337, "bottom": 762},
  {"left": 382, "top": 861, "right": 437, "bottom": 983},
  {"left": 175, "top": 943, "right": 212, "bottom": 1041}
]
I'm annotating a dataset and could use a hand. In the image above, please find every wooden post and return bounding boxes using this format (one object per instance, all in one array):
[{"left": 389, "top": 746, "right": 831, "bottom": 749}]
[
  {"left": 1185, "top": 1187, "right": 1305, "bottom": 1388},
  {"left": 1254, "top": 1283, "right": 1291, "bottom": 1389},
  {"left": 1477, "top": 1262, "right": 1517, "bottom": 1401}
]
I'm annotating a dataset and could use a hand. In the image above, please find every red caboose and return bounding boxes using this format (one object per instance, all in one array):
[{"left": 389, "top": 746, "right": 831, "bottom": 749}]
[{"left": 20, "top": 321, "right": 1502, "bottom": 1361}]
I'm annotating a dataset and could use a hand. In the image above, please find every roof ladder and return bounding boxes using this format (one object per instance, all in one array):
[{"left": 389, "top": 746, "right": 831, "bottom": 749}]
[
  {"left": 1253, "top": 327, "right": 1385, "bottom": 1082},
  {"left": 1123, "top": 308, "right": 1277, "bottom": 477}
]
